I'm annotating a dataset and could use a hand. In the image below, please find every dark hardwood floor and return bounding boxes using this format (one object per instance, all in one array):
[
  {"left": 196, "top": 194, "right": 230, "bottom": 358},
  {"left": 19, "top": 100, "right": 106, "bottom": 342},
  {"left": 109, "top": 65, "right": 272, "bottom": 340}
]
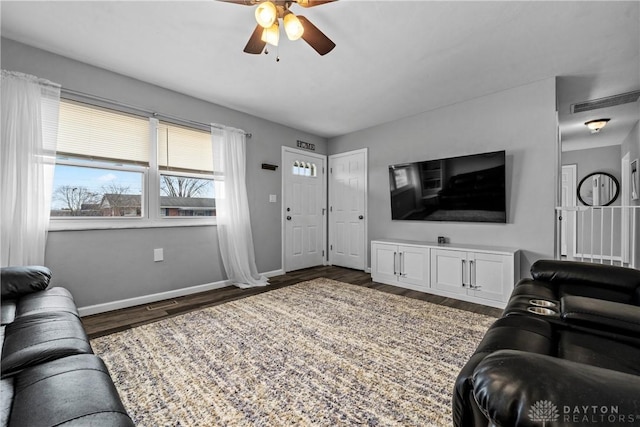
[{"left": 82, "top": 266, "right": 502, "bottom": 339}]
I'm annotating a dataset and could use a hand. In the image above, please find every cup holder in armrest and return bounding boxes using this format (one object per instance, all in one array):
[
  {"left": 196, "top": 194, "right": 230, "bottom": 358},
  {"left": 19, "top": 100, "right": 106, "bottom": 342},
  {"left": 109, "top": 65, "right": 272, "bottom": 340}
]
[
  {"left": 529, "top": 299, "right": 557, "bottom": 308},
  {"left": 527, "top": 306, "right": 557, "bottom": 316}
]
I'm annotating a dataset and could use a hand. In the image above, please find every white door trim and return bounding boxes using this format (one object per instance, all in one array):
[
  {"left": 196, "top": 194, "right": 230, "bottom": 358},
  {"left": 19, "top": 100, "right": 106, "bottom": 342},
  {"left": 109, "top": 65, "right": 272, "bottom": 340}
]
[
  {"left": 281, "top": 146, "right": 328, "bottom": 272},
  {"left": 328, "top": 148, "right": 368, "bottom": 271}
]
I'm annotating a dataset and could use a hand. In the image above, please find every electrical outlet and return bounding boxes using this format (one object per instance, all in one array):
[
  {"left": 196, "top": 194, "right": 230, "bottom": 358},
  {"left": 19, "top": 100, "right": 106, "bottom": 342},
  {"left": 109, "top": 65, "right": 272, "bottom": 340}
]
[
  {"left": 269, "top": 194, "right": 277, "bottom": 203},
  {"left": 154, "top": 248, "right": 163, "bottom": 262}
]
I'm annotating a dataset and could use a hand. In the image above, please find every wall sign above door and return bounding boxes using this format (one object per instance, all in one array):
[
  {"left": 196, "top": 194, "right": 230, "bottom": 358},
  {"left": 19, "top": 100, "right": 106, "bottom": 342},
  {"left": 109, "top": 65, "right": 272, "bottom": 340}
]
[{"left": 297, "top": 140, "right": 315, "bottom": 151}]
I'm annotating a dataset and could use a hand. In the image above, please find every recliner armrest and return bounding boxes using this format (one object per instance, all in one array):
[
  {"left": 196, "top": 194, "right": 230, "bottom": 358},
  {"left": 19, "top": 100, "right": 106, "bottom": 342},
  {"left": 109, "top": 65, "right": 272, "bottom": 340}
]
[
  {"left": 561, "top": 295, "right": 640, "bottom": 337},
  {"left": 531, "top": 260, "right": 640, "bottom": 295},
  {"left": 472, "top": 350, "right": 640, "bottom": 427},
  {"left": 1, "top": 266, "right": 51, "bottom": 299}
]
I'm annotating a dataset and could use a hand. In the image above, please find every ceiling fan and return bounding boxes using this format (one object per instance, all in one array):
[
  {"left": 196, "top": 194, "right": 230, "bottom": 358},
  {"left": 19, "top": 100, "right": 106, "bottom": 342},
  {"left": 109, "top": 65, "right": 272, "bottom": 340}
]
[{"left": 220, "top": 0, "right": 337, "bottom": 56}]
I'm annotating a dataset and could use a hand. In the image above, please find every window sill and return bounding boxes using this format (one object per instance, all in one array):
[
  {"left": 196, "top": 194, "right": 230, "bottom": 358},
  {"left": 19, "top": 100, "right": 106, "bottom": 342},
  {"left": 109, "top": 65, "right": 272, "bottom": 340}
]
[{"left": 48, "top": 217, "right": 217, "bottom": 231}]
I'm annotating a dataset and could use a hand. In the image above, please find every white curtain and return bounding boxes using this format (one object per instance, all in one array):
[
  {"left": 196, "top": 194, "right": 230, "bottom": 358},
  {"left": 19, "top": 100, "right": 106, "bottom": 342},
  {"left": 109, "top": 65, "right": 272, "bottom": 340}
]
[
  {"left": 212, "top": 125, "right": 268, "bottom": 288},
  {"left": 1, "top": 71, "right": 60, "bottom": 267}
]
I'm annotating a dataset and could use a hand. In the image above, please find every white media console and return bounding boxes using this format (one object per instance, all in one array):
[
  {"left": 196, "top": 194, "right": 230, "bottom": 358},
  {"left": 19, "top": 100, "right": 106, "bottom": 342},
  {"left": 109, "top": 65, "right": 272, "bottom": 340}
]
[{"left": 371, "top": 239, "right": 520, "bottom": 308}]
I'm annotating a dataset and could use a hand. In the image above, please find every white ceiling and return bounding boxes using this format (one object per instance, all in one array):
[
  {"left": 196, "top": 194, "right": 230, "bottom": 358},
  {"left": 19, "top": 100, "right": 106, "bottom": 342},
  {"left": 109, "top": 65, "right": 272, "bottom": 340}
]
[{"left": 2, "top": 1, "right": 639, "bottom": 148}]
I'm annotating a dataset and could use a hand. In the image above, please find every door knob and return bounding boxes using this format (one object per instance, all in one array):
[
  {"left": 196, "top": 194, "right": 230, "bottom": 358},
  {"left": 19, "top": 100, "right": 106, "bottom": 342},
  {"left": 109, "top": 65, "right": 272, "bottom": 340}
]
[
  {"left": 358, "top": 215, "right": 364, "bottom": 220},
  {"left": 286, "top": 216, "right": 292, "bottom": 220}
]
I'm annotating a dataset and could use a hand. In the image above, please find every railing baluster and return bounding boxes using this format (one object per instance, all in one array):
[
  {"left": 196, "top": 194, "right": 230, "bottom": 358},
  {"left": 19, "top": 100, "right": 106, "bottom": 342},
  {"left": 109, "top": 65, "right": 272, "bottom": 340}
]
[
  {"left": 580, "top": 208, "right": 585, "bottom": 262},
  {"left": 589, "top": 208, "right": 595, "bottom": 262},
  {"left": 632, "top": 209, "right": 637, "bottom": 269},
  {"left": 610, "top": 208, "right": 614, "bottom": 265},
  {"left": 600, "top": 208, "right": 604, "bottom": 264}
]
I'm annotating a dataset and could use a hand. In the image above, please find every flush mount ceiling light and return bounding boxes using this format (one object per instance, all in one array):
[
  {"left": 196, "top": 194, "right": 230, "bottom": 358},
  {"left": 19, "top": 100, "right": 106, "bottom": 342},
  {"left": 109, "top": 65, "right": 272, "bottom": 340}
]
[
  {"left": 584, "top": 118, "right": 610, "bottom": 134},
  {"left": 221, "top": 0, "right": 337, "bottom": 55}
]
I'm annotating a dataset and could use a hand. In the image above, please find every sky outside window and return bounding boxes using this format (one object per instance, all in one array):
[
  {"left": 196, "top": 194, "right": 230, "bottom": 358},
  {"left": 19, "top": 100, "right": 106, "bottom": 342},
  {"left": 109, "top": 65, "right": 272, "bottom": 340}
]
[{"left": 51, "top": 164, "right": 143, "bottom": 210}]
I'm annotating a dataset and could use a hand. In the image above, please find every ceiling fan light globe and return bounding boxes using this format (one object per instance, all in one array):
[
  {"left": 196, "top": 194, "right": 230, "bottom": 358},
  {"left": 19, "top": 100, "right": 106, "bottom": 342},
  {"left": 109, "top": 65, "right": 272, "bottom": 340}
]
[
  {"left": 284, "top": 13, "right": 304, "bottom": 40},
  {"left": 255, "top": 1, "right": 277, "bottom": 28},
  {"left": 261, "top": 22, "right": 280, "bottom": 46}
]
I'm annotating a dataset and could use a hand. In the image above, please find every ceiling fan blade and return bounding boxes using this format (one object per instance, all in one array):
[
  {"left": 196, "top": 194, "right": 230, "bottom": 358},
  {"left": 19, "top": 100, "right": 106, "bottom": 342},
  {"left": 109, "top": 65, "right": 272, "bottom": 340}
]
[
  {"left": 297, "top": 15, "right": 336, "bottom": 55},
  {"left": 217, "top": 0, "right": 258, "bottom": 5},
  {"left": 243, "top": 24, "right": 266, "bottom": 54},
  {"left": 295, "top": 0, "right": 337, "bottom": 7}
]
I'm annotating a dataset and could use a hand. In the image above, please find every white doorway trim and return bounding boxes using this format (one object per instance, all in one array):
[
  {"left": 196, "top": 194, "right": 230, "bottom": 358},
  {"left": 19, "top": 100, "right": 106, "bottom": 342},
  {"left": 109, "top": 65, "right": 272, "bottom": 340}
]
[{"left": 281, "top": 146, "right": 327, "bottom": 272}]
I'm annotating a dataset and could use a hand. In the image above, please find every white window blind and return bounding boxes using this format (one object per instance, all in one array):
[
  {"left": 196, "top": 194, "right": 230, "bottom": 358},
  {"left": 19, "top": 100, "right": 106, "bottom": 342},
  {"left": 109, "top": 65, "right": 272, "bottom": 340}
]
[
  {"left": 158, "top": 122, "right": 213, "bottom": 173},
  {"left": 57, "top": 99, "right": 150, "bottom": 164}
]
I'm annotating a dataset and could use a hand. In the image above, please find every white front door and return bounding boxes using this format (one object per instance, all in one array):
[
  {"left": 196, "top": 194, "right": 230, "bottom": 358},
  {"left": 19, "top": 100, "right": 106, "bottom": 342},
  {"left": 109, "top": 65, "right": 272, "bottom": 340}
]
[
  {"left": 329, "top": 149, "right": 367, "bottom": 270},
  {"left": 283, "top": 148, "right": 326, "bottom": 272}
]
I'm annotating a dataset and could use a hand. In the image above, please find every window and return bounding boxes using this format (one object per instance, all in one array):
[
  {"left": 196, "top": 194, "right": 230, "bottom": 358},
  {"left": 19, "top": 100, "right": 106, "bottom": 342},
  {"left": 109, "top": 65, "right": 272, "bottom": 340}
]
[
  {"left": 51, "top": 99, "right": 216, "bottom": 227},
  {"left": 53, "top": 100, "right": 149, "bottom": 218},
  {"left": 157, "top": 122, "right": 215, "bottom": 217},
  {"left": 292, "top": 160, "right": 317, "bottom": 177}
]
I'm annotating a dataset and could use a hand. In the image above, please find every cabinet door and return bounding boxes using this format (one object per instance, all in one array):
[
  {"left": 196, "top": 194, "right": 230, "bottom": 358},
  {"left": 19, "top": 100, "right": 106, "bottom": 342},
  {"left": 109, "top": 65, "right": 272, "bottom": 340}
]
[
  {"left": 469, "top": 252, "right": 512, "bottom": 303},
  {"left": 430, "top": 249, "right": 467, "bottom": 295},
  {"left": 371, "top": 243, "right": 398, "bottom": 284},
  {"left": 398, "top": 245, "right": 429, "bottom": 288}
]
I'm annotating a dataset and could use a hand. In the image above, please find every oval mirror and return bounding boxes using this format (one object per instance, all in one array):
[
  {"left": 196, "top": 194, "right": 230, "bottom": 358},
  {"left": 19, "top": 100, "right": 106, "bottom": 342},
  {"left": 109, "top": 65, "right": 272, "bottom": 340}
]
[{"left": 577, "top": 172, "right": 619, "bottom": 206}]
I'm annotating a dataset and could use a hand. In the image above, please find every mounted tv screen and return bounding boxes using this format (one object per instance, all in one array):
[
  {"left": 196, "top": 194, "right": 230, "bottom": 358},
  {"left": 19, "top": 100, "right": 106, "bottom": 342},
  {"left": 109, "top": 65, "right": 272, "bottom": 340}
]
[{"left": 389, "top": 150, "right": 506, "bottom": 223}]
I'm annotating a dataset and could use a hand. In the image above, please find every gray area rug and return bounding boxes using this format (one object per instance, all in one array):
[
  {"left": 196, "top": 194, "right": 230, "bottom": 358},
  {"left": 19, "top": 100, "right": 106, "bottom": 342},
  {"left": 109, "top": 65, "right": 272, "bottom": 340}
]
[{"left": 91, "top": 278, "right": 497, "bottom": 426}]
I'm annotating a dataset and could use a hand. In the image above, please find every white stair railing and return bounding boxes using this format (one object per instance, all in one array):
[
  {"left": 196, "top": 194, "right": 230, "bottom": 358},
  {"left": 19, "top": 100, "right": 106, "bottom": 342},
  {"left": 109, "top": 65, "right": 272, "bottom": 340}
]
[{"left": 556, "top": 205, "right": 639, "bottom": 269}]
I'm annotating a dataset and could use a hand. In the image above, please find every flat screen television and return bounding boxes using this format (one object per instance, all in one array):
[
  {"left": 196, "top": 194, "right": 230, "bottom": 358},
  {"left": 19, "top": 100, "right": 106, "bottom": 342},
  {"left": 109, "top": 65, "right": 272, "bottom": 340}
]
[{"left": 389, "top": 150, "right": 506, "bottom": 223}]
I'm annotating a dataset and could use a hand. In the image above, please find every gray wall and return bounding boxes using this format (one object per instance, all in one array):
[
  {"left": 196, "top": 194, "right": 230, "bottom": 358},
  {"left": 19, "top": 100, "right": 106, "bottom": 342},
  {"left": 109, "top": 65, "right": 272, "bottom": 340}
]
[
  {"left": 563, "top": 145, "right": 623, "bottom": 194},
  {"left": 562, "top": 145, "right": 623, "bottom": 259},
  {"left": 1, "top": 38, "right": 327, "bottom": 308},
  {"left": 328, "top": 78, "right": 558, "bottom": 275},
  {"left": 2, "top": 38, "right": 561, "bottom": 306}
]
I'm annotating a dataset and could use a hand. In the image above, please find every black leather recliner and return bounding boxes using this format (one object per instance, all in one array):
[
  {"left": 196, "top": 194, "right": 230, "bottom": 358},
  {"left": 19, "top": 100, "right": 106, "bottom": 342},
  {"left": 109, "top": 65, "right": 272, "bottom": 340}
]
[
  {"left": 1, "top": 266, "right": 134, "bottom": 427},
  {"left": 453, "top": 260, "right": 640, "bottom": 427}
]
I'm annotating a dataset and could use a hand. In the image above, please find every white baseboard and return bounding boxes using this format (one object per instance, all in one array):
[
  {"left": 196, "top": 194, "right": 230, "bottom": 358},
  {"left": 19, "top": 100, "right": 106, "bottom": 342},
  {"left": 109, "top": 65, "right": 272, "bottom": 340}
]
[
  {"left": 78, "top": 268, "right": 286, "bottom": 317},
  {"left": 263, "top": 269, "right": 285, "bottom": 278}
]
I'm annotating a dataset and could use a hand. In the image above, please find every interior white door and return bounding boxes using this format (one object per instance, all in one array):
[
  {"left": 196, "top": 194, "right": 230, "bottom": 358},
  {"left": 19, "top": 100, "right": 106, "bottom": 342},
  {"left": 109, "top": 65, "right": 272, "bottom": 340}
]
[
  {"left": 560, "top": 165, "right": 577, "bottom": 257},
  {"left": 329, "top": 149, "right": 367, "bottom": 270},
  {"left": 283, "top": 148, "right": 326, "bottom": 272}
]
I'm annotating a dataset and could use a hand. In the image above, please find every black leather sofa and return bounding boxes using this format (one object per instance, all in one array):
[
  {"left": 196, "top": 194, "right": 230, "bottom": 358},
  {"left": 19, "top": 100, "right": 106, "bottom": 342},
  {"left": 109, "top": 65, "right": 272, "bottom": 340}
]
[
  {"left": 1, "top": 266, "right": 134, "bottom": 427},
  {"left": 453, "top": 260, "right": 640, "bottom": 427}
]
